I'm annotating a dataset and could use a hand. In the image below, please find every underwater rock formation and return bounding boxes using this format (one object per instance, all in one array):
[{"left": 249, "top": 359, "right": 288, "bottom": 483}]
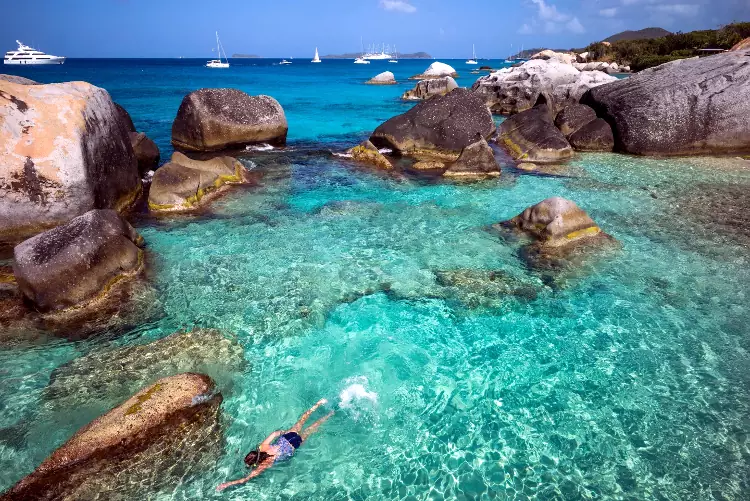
[
  {"left": 13, "top": 209, "right": 144, "bottom": 312},
  {"left": 0, "top": 80, "right": 141, "bottom": 245},
  {"left": 171, "top": 88, "right": 287, "bottom": 151},
  {"left": 148, "top": 152, "right": 251, "bottom": 211},
  {"left": 3, "top": 373, "right": 223, "bottom": 501}
]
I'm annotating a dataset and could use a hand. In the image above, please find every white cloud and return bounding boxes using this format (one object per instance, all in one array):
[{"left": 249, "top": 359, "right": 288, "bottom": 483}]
[
  {"left": 647, "top": 3, "right": 699, "bottom": 16},
  {"left": 521, "top": 0, "right": 585, "bottom": 34},
  {"left": 379, "top": 0, "right": 417, "bottom": 13},
  {"left": 599, "top": 7, "right": 619, "bottom": 17}
]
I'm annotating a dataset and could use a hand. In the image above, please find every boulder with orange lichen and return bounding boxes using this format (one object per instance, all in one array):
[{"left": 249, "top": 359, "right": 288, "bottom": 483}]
[{"left": 0, "top": 80, "right": 141, "bottom": 245}]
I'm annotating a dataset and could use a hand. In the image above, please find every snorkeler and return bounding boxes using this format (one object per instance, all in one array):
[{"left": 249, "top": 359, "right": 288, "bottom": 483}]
[{"left": 216, "top": 398, "right": 334, "bottom": 492}]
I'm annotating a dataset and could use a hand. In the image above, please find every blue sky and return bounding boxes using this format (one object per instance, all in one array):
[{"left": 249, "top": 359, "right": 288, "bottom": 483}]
[{"left": 1, "top": 0, "right": 747, "bottom": 57}]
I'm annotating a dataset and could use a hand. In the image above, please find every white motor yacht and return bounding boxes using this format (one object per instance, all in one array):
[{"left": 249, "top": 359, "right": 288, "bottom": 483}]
[
  {"left": 4, "top": 40, "right": 65, "bottom": 65},
  {"left": 206, "top": 32, "right": 229, "bottom": 68},
  {"left": 280, "top": 59, "right": 292, "bottom": 65}
]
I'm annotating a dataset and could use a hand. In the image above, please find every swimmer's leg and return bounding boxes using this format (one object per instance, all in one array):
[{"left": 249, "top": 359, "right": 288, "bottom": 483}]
[
  {"left": 290, "top": 398, "right": 327, "bottom": 433},
  {"left": 300, "top": 411, "right": 334, "bottom": 441}
]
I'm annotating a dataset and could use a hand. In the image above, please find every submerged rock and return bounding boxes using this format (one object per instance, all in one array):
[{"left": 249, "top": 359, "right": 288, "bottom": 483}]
[
  {"left": 3, "top": 374, "right": 223, "bottom": 501},
  {"left": 554, "top": 104, "right": 597, "bottom": 138},
  {"left": 443, "top": 138, "right": 501, "bottom": 179},
  {"left": 45, "top": 329, "right": 245, "bottom": 411},
  {"left": 471, "top": 59, "right": 616, "bottom": 116},
  {"left": 370, "top": 88, "right": 495, "bottom": 161},
  {"left": 497, "top": 105, "right": 573, "bottom": 164},
  {"left": 581, "top": 50, "right": 750, "bottom": 155},
  {"left": 365, "top": 71, "right": 396, "bottom": 85},
  {"left": 410, "top": 62, "right": 458, "bottom": 80},
  {"left": 433, "top": 269, "right": 542, "bottom": 308},
  {"left": 0, "top": 80, "right": 141, "bottom": 245},
  {"left": 148, "top": 152, "right": 250, "bottom": 211},
  {"left": 13, "top": 210, "right": 144, "bottom": 312},
  {"left": 348, "top": 140, "right": 393, "bottom": 170},
  {"left": 568, "top": 118, "right": 614, "bottom": 152},
  {"left": 130, "top": 132, "right": 160, "bottom": 176},
  {"left": 401, "top": 76, "right": 458, "bottom": 100},
  {"left": 172, "top": 88, "right": 287, "bottom": 151}
]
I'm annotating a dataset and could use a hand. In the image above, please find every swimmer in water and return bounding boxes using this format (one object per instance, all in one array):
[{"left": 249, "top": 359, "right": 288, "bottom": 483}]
[{"left": 216, "top": 398, "right": 334, "bottom": 492}]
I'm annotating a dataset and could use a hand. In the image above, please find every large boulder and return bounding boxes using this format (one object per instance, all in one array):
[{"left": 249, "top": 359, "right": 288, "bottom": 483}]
[
  {"left": 45, "top": 329, "right": 245, "bottom": 412},
  {"left": 471, "top": 59, "right": 617, "bottom": 116},
  {"left": 370, "top": 88, "right": 495, "bottom": 161},
  {"left": 582, "top": 51, "right": 750, "bottom": 155},
  {"left": 410, "top": 62, "right": 458, "bottom": 80},
  {"left": 12, "top": 209, "right": 144, "bottom": 312},
  {"left": 497, "top": 105, "right": 573, "bottom": 164},
  {"left": 0, "top": 81, "right": 141, "bottom": 245},
  {"left": 148, "top": 151, "right": 249, "bottom": 211},
  {"left": 568, "top": 118, "right": 614, "bottom": 152},
  {"left": 0, "top": 74, "right": 37, "bottom": 85},
  {"left": 530, "top": 50, "right": 577, "bottom": 65},
  {"left": 443, "top": 138, "right": 501, "bottom": 178},
  {"left": 3, "top": 373, "right": 222, "bottom": 501},
  {"left": 130, "top": 132, "right": 160, "bottom": 176},
  {"left": 554, "top": 104, "right": 597, "bottom": 138},
  {"left": 365, "top": 71, "right": 396, "bottom": 85},
  {"left": 171, "top": 88, "right": 287, "bottom": 151},
  {"left": 114, "top": 103, "right": 136, "bottom": 132},
  {"left": 347, "top": 140, "right": 393, "bottom": 170},
  {"left": 402, "top": 76, "right": 458, "bottom": 100}
]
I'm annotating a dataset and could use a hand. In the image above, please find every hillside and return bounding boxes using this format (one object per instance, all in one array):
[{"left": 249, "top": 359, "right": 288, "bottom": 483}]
[{"left": 603, "top": 27, "right": 671, "bottom": 44}]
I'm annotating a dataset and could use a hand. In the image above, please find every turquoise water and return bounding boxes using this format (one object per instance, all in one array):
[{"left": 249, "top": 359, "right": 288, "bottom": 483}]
[{"left": 2, "top": 60, "right": 750, "bottom": 500}]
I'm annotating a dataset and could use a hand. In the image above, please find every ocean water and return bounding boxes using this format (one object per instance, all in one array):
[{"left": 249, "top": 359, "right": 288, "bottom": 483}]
[{"left": 1, "top": 59, "right": 750, "bottom": 500}]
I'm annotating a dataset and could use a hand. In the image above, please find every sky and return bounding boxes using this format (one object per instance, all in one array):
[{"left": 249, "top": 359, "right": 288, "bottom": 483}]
[{"left": 0, "top": 0, "right": 748, "bottom": 58}]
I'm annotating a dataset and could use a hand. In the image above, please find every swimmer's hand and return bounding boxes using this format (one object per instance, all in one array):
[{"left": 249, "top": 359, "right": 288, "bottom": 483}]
[{"left": 216, "top": 474, "right": 252, "bottom": 492}]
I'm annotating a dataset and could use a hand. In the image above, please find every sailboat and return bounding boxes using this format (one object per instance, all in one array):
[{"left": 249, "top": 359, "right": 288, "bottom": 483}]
[
  {"left": 311, "top": 47, "right": 321, "bottom": 63},
  {"left": 354, "top": 37, "right": 370, "bottom": 64},
  {"left": 389, "top": 45, "right": 398, "bottom": 63},
  {"left": 466, "top": 44, "right": 478, "bottom": 65},
  {"left": 206, "top": 31, "right": 229, "bottom": 68}
]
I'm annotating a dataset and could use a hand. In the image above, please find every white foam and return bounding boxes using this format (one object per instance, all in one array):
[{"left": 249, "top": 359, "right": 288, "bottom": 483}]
[
  {"left": 245, "top": 143, "right": 275, "bottom": 152},
  {"left": 333, "top": 152, "right": 353, "bottom": 159},
  {"left": 339, "top": 376, "right": 378, "bottom": 420},
  {"left": 378, "top": 148, "right": 392, "bottom": 154}
]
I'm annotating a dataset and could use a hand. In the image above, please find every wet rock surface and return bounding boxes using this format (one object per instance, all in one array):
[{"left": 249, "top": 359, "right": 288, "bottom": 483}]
[
  {"left": 568, "top": 118, "right": 614, "bottom": 152},
  {"left": 3, "top": 373, "right": 223, "bottom": 501},
  {"left": 130, "top": 132, "right": 160, "bottom": 176},
  {"left": 554, "top": 104, "right": 597, "bottom": 138},
  {"left": 348, "top": 140, "right": 393, "bottom": 170},
  {"left": 148, "top": 152, "right": 250, "bottom": 211},
  {"left": 171, "top": 88, "right": 287, "bottom": 151},
  {"left": 443, "top": 138, "right": 501, "bottom": 179},
  {"left": 497, "top": 105, "right": 573, "bottom": 164},
  {"left": 582, "top": 50, "right": 750, "bottom": 155},
  {"left": 370, "top": 88, "right": 495, "bottom": 160},
  {"left": 12, "top": 209, "right": 144, "bottom": 312},
  {"left": 0, "top": 80, "right": 141, "bottom": 245},
  {"left": 401, "top": 76, "right": 458, "bottom": 100}
]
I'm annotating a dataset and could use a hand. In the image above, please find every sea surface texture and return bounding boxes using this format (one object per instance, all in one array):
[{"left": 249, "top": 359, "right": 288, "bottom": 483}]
[{"left": 1, "top": 59, "right": 749, "bottom": 500}]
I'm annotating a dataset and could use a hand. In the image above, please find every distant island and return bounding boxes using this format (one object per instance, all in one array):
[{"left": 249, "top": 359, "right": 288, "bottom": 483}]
[
  {"left": 322, "top": 52, "right": 432, "bottom": 59},
  {"left": 231, "top": 54, "right": 261, "bottom": 58}
]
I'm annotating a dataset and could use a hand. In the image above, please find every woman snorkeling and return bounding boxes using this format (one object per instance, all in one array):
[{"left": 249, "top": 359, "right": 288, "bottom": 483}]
[{"left": 216, "top": 398, "right": 334, "bottom": 492}]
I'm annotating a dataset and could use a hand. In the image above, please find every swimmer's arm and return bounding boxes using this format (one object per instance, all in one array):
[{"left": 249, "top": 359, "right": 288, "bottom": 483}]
[
  {"left": 260, "top": 430, "right": 284, "bottom": 448},
  {"left": 216, "top": 459, "right": 274, "bottom": 492}
]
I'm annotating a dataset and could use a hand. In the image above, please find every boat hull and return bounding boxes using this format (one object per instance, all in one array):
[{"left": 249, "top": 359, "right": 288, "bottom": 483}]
[{"left": 4, "top": 57, "right": 65, "bottom": 65}]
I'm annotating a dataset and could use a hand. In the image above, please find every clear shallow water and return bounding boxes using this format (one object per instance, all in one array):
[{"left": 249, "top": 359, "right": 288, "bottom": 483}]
[{"left": 2, "top": 60, "right": 750, "bottom": 500}]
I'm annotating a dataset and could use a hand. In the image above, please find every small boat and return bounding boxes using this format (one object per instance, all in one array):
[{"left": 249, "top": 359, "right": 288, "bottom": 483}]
[
  {"left": 206, "top": 31, "right": 229, "bottom": 68},
  {"left": 4, "top": 40, "right": 65, "bottom": 65},
  {"left": 466, "top": 44, "right": 478, "bottom": 65},
  {"left": 311, "top": 47, "right": 321, "bottom": 63},
  {"left": 389, "top": 45, "right": 398, "bottom": 63},
  {"left": 280, "top": 59, "right": 292, "bottom": 65},
  {"left": 354, "top": 37, "right": 371, "bottom": 64}
]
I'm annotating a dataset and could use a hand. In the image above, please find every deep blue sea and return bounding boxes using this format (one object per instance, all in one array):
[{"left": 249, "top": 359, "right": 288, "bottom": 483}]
[{"left": 1, "top": 59, "right": 749, "bottom": 500}]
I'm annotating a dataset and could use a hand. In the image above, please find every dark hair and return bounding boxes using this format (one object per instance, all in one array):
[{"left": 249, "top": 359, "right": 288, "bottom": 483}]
[{"left": 244, "top": 449, "right": 270, "bottom": 467}]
